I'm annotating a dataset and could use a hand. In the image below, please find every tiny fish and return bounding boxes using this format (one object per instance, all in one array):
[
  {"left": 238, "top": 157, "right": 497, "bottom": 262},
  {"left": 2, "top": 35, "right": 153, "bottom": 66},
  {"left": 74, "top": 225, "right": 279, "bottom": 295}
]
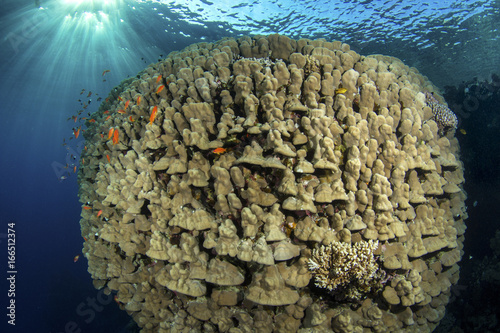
[
  {"left": 117, "top": 96, "right": 123, "bottom": 101},
  {"left": 136, "top": 95, "right": 142, "bottom": 105},
  {"left": 108, "top": 128, "right": 114, "bottom": 140},
  {"left": 155, "top": 85, "right": 165, "bottom": 94},
  {"left": 106, "top": 154, "right": 110, "bottom": 162},
  {"left": 102, "top": 69, "right": 110, "bottom": 76},
  {"left": 97, "top": 210, "right": 103, "bottom": 217},
  {"left": 117, "top": 109, "right": 126, "bottom": 114},
  {"left": 87, "top": 91, "right": 92, "bottom": 98},
  {"left": 149, "top": 106, "right": 158, "bottom": 125},
  {"left": 105, "top": 115, "right": 111, "bottom": 121},
  {"left": 124, "top": 100, "right": 130, "bottom": 110},
  {"left": 104, "top": 110, "right": 109, "bottom": 114},
  {"left": 73, "top": 165, "right": 77, "bottom": 173},
  {"left": 88, "top": 119, "right": 96, "bottom": 123},
  {"left": 73, "top": 255, "right": 80, "bottom": 263},
  {"left": 129, "top": 115, "right": 135, "bottom": 122},
  {"left": 156, "top": 75, "right": 162, "bottom": 83},
  {"left": 83, "top": 236, "right": 88, "bottom": 242},
  {"left": 335, "top": 88, "right": 348, "bottom": 94},
  {"left": 80, "top": 89, "right": 85, "bottom": 95},
  {"left": 112, "top": 129, "right": 119, "bottom": 145},
  {"left": 74, "top": 126, "right": 81, "bottom": 139},
  {"left": 459, "top": 129, "right": 466, "bottom": 135},
  {"left": 213, "top": 147, "right": 227, "bottom": 155}
]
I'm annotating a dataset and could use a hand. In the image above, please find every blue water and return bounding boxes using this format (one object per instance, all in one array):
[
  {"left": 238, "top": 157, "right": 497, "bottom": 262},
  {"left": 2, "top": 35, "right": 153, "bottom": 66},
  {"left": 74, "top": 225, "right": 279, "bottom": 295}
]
[{"left": 0, "top": 0, "right": 499, "bottom": 332}]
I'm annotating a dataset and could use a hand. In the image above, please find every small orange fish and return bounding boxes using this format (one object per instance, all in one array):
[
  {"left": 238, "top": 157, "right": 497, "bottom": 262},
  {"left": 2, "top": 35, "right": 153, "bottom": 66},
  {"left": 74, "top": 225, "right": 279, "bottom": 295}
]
[
  {"left": 97, "top": 210, "right": 103, "bottom": 217},
  {"left": 89, "top": 119, "right": 96, "bottom": 123},
  {"left": 100, "top": 133, "right": 104, "bottom": 138},
  {"left": 155, "top": 85, "right": 165, "bottom": 94},
  {"left": 105, "top": 115, "right": 111, "bottom": 121},
  {"left": 74, "top": 126, "right": 81, "bottom": 139},
  {"left": 112, "top": 129, "right": 119, "bottom": 145},
  {"left": 156, "top": 75, "right": 162, "bottom": 83},
  {"left": 73, "top": 255, "right": 80, "bottom": 263},
  {"left": 82, "top": 158, "right": 85, "bottom": 164},
  {"left": 149, "top": 106, "right": 158, "bottom": 125},
  {"left": 71, "top": 115, "right": 78, "bottom": 122},
  {"left": 129, "top": 116, "right": 135, "bottom": 122},
  {"left": 106, "top": 154, "right": 110, "bottom": 162},
  {"left": 213, "top": 147, "right": 227, "bottom": 155},
  {"left": 114, "top": 295, "right": 120, "bottom": 305},
  {"left": 136, "top": 95, "right": 142, "bottom": 104},
  {"left": 108, "top": 128, "right": 114, "bottom": 140},
  {"left": 124, "top": 100, "right": 130, "bottom": 109},
  {"left": 117, "top": 109, "right": 126, "bottom": 114},
  {"left": 102, "top": 69, "right": 110, "bottom": 76},
  {"left": 117, "top": 96, "right": 123, "bottom": 101},
  {"left": 83, "top": 236, "right": 88, "bottom": 242},
  {"left": 73, "top": 165, "right": 77, "bottom": 173},
  {"left": 104, "top": 110, "right": 109, "bottom": 114},
  {"left": 83, "top": 205, "right": 92, "bottom": 210},
  {"left": 87, "top": 91, "right": 92, "bottom": 98},
  {"left": 84, "top": 146, "right": 87, "bottom": 151}
]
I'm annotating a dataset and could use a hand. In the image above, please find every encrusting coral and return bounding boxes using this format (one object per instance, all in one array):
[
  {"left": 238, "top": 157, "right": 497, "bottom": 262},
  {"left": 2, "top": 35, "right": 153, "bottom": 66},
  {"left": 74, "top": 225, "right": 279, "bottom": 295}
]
[{"left": 78, "top": 34, "right": 467, "bottom": 332}]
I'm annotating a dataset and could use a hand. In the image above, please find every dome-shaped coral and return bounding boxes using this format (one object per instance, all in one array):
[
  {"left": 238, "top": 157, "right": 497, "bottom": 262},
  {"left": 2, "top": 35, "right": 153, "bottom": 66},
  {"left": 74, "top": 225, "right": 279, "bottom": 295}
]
[{"left": 78, "top": 34, "right": 467, "bottom": 332}]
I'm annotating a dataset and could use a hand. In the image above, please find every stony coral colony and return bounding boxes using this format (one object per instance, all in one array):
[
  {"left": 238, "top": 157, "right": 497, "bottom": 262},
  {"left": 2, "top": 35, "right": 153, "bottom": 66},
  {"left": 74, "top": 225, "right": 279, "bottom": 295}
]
[{"left": 78, "top": 34, "right": 466, "bottom": 332}]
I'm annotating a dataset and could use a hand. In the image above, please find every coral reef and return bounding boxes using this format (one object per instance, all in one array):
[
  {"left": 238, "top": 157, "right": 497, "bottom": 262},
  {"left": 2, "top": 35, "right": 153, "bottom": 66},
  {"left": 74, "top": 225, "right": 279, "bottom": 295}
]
[{"left": 78, "top": 34, "right": 467, "bottom": 332}]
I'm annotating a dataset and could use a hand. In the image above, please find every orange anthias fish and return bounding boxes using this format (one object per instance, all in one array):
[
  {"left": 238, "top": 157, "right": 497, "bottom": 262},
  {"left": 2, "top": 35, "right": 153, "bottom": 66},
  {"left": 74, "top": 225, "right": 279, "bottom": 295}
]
[
  {"left": 105, "top": 115, "right": 111, "bottom": 121},
  {"left": 74, "top": 126, "right": 81, "bottom": 139},
  {"left": 73, "top": 255, "right": 80, "bottom": 263},
  {"left": 87, "top": 91, "right": 92, "bottom": 98},
  {"left": 156, "top": 75, "right": 162, "bottom": 83},
  {"left": 106, "top": 154, "right": 110, "bottom": 162},
  {"left": 88, "top": 119, "right": 96, "bottom": 123},
  {"left": 73, "top": 165, "right": 77, "bottom": 173},
  {"left": 107, "top": 128, "right": 114, "bottom": 140},
  {"left": 104, "top": 110, "right": 109, "bottom": 114},
  {"left": 112, "top": 129, "right": 119, "bottom": 145},
  {"left": 97, "top": 210, "right": 103, "bottom": 217},
  {"left": 117, "top": 96, "right": 123, "bottom": 101},
  {"left": 83, "top": 205, "right": 92, "bottom": 210},
  {"left": 155, "top": 85, "right": 165, "bottom": 94},
  {"left": 102, "top": 69, "right": 110, "bottom": 76},
  {"left": 136, "top": 95, "right": 142, "bottom": 105},
  {"left": 149, "top": 106, "right": 158, "bottom": 125},
  {"left": 117, "top": 109, "right": 126, "bottom": 114},
  {"left": 124, "top": 100, "right": 130, "bottom": 110},
  {"left": 213, "top": 147, "right": 227, "bottom": 155},
  {"left": 128, "top": 116, "right": 135, "bottom": 122}
]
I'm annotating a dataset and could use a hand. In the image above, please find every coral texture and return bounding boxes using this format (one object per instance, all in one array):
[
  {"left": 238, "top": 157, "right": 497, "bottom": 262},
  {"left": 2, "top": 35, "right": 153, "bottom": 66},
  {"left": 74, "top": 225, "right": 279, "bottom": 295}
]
[{"left": 78, "top": 34, "right": 467, "bottom": 332}]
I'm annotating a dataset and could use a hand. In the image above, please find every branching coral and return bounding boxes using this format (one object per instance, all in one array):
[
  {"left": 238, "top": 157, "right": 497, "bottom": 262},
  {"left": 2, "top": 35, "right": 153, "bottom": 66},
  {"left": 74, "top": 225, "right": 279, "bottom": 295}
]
[{"left": 308, "top": 240, "right": 379, "bottom": 292}]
